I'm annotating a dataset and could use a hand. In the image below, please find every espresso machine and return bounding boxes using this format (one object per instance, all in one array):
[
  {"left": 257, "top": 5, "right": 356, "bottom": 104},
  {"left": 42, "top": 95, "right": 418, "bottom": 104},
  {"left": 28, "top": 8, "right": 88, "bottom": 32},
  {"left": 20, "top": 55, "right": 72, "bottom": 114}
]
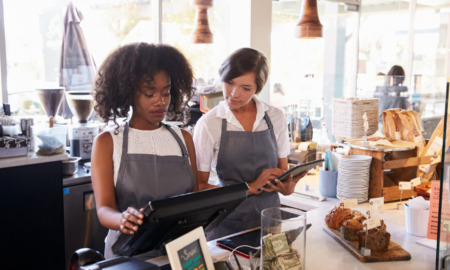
[{"left": 66, "top": 91, "right": 99, "bottom": 160}]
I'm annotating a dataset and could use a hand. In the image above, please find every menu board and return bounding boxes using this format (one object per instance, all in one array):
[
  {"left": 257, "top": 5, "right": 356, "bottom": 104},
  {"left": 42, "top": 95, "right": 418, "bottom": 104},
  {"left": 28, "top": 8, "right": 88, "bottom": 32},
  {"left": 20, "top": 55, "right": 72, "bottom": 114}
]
[
  {"left": 427, "top": 181, "right": 450, "bottom": 241},
  {"left": 177, "top": 240, "right": 207, "bottom": 270}
]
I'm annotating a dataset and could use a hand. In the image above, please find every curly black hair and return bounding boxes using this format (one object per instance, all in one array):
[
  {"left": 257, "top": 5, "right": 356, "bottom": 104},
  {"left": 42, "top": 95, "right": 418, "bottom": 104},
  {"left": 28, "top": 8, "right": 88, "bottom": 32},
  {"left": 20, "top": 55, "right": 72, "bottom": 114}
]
[{"left": 94, "top": 43, "right": 194, "bottom": 132}]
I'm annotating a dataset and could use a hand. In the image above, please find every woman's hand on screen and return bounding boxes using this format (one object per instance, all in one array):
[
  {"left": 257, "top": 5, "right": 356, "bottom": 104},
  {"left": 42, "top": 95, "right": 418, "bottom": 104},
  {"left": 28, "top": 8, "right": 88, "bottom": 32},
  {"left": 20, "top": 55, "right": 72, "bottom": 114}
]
[
  {"left": 247, "top": 168, "right": 285, "bottom": 195},
  {"left": 261, "top": 171, "right": 307, "bottom": 195},
  {"left": 119, "top": 207, "right": 144, "bottom": 234}
]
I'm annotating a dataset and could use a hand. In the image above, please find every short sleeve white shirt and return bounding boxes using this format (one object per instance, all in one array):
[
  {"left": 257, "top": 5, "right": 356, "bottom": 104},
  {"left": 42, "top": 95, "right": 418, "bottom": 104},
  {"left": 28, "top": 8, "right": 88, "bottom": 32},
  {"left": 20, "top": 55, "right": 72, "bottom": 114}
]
[{"left": 193, "top": 95, "right": 289, "bottom": 173}]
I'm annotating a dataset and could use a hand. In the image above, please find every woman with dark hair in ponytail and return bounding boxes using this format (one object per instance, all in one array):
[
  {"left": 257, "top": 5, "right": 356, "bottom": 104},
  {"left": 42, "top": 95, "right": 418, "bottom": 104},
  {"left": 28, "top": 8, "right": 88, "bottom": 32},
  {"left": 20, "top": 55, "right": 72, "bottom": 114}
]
[{"left": 193, "top": 48, "right": 306, "bottom": 240}]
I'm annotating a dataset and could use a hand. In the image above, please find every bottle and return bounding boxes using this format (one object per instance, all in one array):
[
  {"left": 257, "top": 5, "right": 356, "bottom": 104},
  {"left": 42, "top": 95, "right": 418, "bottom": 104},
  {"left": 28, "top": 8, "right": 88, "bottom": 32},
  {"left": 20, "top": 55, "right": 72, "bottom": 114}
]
[
  {"left": 289, "top": 104, "right": 297, "bottom": 142},
  {"left": 287, "top": 104, "right": 293, "bottom": 141},
  {"left": 293, "top": 108, "right": 301, "bottom": 143},
  {"left": 315, "top": 122, "right": 331, "bottom": 161}
]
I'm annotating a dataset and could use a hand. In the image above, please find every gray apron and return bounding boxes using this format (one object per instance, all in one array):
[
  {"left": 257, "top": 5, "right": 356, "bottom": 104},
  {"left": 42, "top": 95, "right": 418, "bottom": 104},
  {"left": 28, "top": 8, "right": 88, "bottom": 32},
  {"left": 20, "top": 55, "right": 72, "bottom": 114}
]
[
  {"left": 104, "top": 123, "right": 195, "bottom": 259},
  {"left": 206, "top": 112, "right": 279, "bottom": 240}
]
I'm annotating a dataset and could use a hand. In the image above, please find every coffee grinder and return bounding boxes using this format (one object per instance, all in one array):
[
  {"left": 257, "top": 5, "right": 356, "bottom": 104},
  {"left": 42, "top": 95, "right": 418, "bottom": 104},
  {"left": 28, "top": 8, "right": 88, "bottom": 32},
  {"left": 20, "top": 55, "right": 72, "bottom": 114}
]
[{"left": 66, "top": 91, "right": 99, "bottom": 160}]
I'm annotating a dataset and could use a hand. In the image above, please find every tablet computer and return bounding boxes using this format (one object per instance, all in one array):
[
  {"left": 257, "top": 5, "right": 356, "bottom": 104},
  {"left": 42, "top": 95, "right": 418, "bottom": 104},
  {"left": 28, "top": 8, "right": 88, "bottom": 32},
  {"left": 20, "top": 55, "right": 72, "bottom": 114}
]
[
  {"left": 216, "top": 229, "right": 260, "bottom": 259},
  {"left": 259, "top": 159, "right": 324, "bottom": 190}
]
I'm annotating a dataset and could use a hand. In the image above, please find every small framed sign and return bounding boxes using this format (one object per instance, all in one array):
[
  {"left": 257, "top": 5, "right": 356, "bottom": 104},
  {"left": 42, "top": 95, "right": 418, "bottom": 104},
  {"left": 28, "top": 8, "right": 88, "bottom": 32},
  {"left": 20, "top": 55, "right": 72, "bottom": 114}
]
[{"left": 165, "top": 226, "right": 214, "bottom": 270}]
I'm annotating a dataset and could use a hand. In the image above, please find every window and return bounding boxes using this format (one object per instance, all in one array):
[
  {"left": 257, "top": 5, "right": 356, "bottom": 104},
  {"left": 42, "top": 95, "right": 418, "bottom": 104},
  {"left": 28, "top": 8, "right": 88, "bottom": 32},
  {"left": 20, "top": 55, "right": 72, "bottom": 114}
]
[
  {"left": 271, "top": 0, "right": 359, "bottom": 131},
  {"left": 358, "top": 1, "right": 449, "bottom": 121},
  {"left": 2, "top": 0, "right": 157, "bottom": 114},
  {"left": 161, "top": 0, "right": 232, "bottom": 84}
]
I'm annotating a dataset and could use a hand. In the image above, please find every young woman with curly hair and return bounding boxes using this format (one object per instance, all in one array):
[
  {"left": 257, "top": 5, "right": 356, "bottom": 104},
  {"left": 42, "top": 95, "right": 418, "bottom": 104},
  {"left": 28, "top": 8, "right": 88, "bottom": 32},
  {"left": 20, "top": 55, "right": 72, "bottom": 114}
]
[{"left": 91, "top": 42, "right": 198, "bottom": 259}]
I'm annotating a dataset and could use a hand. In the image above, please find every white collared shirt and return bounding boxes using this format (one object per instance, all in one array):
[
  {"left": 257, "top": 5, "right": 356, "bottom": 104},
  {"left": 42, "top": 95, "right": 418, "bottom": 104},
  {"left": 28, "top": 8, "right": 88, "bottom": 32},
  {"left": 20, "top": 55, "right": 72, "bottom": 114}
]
[{"left": 193, "top": 95, "right": 289, "bottom": 173}]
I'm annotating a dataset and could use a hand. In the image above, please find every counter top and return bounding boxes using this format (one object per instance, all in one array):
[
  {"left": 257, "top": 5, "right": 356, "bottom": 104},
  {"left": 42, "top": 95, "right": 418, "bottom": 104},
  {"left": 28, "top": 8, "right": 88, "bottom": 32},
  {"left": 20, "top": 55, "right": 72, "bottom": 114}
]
[
  {"left": 276, "top": 173, "right": 436, "bottom": 270},
  {"left": 207, "top": 197, "right": 436, "bottom": 270},
  {"left": 63, "top": 163, "right": 92, "bottom": 187},
  {"left": 0, "top": 151, "right": 69, "bottom": 169}
]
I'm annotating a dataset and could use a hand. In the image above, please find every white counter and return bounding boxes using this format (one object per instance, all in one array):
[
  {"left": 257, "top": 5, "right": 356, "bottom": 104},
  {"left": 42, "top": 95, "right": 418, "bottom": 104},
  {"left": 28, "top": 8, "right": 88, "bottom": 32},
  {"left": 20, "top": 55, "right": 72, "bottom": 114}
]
[
  {"left": 207, "top": 198, "right": 436, "bottom": 270},
  {"left": 303, "top": 201, "right": 434, "bottom": 270},
  {"left": 207, "top": 172, "right": 437, "bottom": 270},
  {"left": 0, "top": 151, "right": 69, "bottom": 169},
  {"left": 280, "top": 173, "right": 436, "bottom": 270}
]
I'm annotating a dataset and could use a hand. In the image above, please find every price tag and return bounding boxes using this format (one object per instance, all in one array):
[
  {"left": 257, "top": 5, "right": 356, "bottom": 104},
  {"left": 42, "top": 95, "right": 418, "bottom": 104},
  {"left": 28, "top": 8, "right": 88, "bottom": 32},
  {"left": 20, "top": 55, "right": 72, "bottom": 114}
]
[
  {"left": 414, "top": 136, "right": 423, "bottom": 144},
  {"left": 443, "top": 221, "right": 450, "bottom": 231},
  {"left": 399, "top": 181, "right": 412, "bottom": 190},
  {"left": 369, "top": 197, "right": 384, "bottom": 208},
  {"left": 410, "top": 177, "right": 421, "bottom": 187},
  {"left": 431, "top": 155, "right": 441, "bottom": 165},
  {"left": 368, "top": 203, "right": 379, "bottom": 217},
  {"left": 419, "top": 164, "right": 429, "bottom": 173},
  {"left": 428, "top": 137, "right": 443, "bottom": 155},
  {"left": 340, "top": 199, "right": 358, "bottom": 209},
  {"left": 363, "top": 217, "right": 381, "bottom": 231}
]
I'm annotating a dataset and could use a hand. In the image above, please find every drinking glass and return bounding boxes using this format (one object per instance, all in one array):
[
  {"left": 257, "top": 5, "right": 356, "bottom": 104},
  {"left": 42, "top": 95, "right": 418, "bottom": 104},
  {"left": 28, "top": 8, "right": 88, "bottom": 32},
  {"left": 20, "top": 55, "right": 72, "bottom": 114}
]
[{"left": 261, "top": 207, "right": 307, "bottom": 270}]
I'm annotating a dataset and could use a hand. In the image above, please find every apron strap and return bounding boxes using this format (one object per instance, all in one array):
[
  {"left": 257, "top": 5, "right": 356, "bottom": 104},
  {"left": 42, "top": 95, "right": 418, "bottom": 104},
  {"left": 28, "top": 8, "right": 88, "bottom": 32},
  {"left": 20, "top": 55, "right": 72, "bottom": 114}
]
[
  {"left": 217, "top": 118, "right": 228, "bottom": 163},
  {"left": 161, "top": 123, "right": 189, "bottom": 157},
  {"left": 117, "top": 122, "right": 130, "bottom": 181},
  {"left": 263, "top": 112, "right": 278, "bottom": 154}
]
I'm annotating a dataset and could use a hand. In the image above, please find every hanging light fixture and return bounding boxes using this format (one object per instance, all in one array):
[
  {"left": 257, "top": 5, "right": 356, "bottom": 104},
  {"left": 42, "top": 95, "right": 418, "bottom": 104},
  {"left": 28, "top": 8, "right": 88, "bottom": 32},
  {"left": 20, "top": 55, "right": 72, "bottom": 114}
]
[
  {"left": 295, "top": 0, "right": 322, "bottom": 39},
  {"left": 190, "top": 0, "right": 213, "bottom": 44}
]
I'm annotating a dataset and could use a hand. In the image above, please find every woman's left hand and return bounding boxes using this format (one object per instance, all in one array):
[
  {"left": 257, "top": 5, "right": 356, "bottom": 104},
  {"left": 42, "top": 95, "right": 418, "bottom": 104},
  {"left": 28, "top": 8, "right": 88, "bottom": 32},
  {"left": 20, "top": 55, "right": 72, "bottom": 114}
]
[{"left": 261, "top": 171, "right": 307, "bottom": 196}]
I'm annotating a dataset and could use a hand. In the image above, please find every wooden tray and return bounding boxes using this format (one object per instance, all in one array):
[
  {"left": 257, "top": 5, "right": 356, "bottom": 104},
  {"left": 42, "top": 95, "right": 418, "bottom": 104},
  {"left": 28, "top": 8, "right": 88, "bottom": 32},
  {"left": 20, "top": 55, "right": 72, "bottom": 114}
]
[{"left": 323, "top": 226, "right": 411, "bottom": 262}]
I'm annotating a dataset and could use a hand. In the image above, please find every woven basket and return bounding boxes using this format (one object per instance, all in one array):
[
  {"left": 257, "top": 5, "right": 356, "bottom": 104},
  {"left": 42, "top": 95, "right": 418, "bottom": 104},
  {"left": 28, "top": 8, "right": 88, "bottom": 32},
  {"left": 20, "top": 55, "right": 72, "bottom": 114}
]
[{"left": 332, "top": 98, "right": 379, "bottom": 140}]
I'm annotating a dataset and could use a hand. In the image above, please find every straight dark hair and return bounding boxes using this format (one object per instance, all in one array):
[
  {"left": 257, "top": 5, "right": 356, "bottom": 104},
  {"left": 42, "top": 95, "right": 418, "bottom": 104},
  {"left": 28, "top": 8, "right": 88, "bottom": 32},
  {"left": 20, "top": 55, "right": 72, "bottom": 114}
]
[{"left": 219, "top": 48, "right": 269, "bottom": 94}]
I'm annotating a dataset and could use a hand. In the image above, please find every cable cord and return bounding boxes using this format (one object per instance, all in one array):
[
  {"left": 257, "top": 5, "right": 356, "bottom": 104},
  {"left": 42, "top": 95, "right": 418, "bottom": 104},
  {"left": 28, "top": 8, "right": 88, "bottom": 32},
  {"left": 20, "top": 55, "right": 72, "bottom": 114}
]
[{"left": 227, "top": 245, "right": 261, "bottom": 270}]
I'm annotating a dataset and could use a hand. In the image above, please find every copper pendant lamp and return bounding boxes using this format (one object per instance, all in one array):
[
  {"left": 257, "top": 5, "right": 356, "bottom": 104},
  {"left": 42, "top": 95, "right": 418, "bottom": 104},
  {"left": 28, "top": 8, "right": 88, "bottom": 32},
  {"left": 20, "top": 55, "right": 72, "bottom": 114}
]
[
  {"left": 190, "top": 0, "right": 213, "bottom": 44},
  {"left": 295, "top": 0, "right": 322, "bottom": 39}
]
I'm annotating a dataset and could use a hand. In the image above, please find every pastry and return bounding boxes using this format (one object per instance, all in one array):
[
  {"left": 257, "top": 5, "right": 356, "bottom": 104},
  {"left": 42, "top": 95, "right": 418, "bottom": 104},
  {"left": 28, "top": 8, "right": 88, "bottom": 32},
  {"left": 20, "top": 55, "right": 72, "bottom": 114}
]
[
  {"left": 342, "top": 219, "right": 362, "bottom": 241},
  {"left": 357, "top": 227, "right": 391, "bottom": 252},
  {"left": 414, "top": 185, "right": 431, "bottom": 200},
  {"left": 325, "top": 206, "right": 352, "bottom": 230},
  {"left": 357, "top": 220, "right": 389, "bottom": 251}
]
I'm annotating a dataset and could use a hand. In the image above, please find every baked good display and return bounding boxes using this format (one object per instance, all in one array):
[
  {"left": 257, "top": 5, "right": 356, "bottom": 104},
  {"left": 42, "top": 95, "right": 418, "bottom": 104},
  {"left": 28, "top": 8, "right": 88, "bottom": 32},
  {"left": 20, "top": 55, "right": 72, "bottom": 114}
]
[
  {"left": 325, "top": 206, "right": 352, "bottom": 230},
  {"left": 323, "top": 205, "right": 410, "bottom": 262},
  {"left": 325, "top": 206, "right": 390, "bottom": 251},
  {"left": 342, "top": 219, "right": 363, "bottom": 241}
]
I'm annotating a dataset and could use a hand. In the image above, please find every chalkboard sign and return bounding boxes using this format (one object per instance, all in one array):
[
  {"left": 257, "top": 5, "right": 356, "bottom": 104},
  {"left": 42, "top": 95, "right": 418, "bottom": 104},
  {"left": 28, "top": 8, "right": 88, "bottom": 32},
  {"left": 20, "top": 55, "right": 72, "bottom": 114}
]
[
  {"left": 177, "top": 240, "right": 207, "bottom": 270},
  {"left": 166, "top": 227, "right": 214, "bottom": 270}
]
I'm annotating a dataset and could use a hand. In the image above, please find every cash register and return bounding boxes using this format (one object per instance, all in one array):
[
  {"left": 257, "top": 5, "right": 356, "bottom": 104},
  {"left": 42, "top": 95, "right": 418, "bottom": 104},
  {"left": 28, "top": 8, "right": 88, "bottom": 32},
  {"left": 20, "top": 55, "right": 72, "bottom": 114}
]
[{"left": 68, "top": 183, "right": 248, "bottom": 270}]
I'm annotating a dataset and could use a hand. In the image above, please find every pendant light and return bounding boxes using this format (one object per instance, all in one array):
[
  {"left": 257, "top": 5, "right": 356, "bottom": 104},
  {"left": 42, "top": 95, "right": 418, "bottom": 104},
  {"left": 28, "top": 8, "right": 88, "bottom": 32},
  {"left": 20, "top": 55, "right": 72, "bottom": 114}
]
[
  {"left": 295, "top": 0, "right": 322, "bottom": 39},
  {"left": 190, "top": 0, "right": 213, "bottom": 44}
]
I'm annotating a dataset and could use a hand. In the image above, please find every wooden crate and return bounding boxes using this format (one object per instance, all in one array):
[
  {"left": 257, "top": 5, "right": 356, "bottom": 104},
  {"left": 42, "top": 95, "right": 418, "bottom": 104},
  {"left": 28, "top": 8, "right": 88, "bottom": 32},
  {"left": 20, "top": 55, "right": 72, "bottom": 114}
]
[{"left": 348, "top": 146, "right": 436, "bottom": 202}]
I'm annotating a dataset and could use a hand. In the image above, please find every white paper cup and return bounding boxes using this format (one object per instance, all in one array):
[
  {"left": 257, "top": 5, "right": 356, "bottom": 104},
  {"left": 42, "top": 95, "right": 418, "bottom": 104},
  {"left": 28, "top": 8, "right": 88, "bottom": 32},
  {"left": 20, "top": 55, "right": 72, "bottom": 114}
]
[{"left": 404, "top": 203, "right": 429, "bottom": 237}]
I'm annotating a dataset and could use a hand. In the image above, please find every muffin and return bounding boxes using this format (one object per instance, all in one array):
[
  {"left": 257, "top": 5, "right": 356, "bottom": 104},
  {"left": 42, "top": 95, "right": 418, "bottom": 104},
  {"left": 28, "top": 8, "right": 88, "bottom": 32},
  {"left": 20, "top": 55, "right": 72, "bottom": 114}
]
[
  {"left": 357, "top": 220, "right": 390, "bottom": 252},
  {"left": 357, "top": 227, "right": 391, "bottom": 252},
  {"left": 342, "top": 219, "right": 362, "bottom": 241}
]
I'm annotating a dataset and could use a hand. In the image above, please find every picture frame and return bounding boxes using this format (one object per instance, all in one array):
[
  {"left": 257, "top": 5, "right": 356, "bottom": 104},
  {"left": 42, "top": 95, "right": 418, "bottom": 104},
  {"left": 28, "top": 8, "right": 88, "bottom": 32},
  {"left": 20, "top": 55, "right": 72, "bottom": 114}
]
[{"left": 165, "top": 226, "right": 214, "bottom": 270}]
